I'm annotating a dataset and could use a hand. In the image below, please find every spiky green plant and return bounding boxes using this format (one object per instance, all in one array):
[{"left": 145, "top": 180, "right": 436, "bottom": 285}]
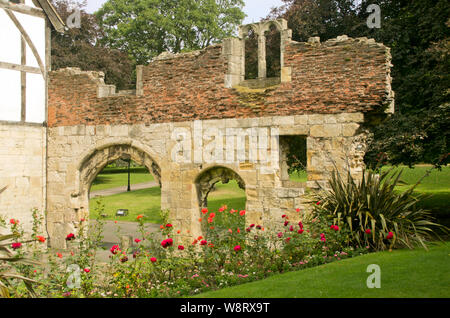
[{"left": 313, "top": 167, "right": 446, "bottom": 251}]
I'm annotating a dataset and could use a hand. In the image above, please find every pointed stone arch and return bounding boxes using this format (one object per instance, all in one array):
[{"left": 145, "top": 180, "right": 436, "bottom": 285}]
[
  {"left": 195, "top": 165, "right": 245, "bottom": 209},
  {"left": 75, "top": 142, "right": 162, "bottom": 219}
]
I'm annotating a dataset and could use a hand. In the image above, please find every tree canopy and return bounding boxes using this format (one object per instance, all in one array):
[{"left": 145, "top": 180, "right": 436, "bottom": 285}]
[
  {"left": 95, "top": 0, "right": 246, "bottom": 64},
  {"left": 51, "top": 0, "right": 134, "bottom": 89}
]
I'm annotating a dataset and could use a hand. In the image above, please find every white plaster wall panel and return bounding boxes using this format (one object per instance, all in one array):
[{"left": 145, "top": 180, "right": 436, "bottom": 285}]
[
  {"left": 0, "top": 69, "right": 21, "bottom": 121},
  {"left": 26, "top": 72, "right": 45, "bottom": 123},
  {"left": 0, "top": 9, "right": 21, "bottom": 65},
  {"left": 24, "top": 0, "right": 38, "bottom": 7},
  {"left": 16, "top": 12, "right": 46, "bottom": 69}
]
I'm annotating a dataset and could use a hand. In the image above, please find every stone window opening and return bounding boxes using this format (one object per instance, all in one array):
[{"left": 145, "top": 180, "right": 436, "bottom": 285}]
[
  {"left": 236, "top": 19, "right": 291, "bottom": 89},
  {"left": 244, "top": 28, "right": 258, "bottom": 80},
  {"left": 279, "top": 135, "right": 308, "bottom": 188}
]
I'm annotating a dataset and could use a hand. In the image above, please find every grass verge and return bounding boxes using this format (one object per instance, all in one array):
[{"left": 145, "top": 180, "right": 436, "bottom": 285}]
[{"left": 194, "top": 242, "right": 450, "bottom": 298}]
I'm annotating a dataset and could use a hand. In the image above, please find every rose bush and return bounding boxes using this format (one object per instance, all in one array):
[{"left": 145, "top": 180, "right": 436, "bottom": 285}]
[{"left": 3, "top": 201, "right": 367, "bottom": 298}]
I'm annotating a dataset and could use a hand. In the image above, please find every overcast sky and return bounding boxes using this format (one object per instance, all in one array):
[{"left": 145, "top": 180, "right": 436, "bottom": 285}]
[{"left": 85, "top": 0, "right": 285, "bottom": 24}]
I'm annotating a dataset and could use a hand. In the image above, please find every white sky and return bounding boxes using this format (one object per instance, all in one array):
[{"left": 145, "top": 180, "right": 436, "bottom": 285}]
[{"left": 85, "top": 0, "right": 285, "bottom": 24}]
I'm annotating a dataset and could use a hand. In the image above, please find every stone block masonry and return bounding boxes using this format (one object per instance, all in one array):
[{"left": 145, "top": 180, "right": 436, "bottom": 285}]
[
  {"left": 45, "top": 20, "right": 394, "bottom": 248},
  {"left": 0, "top": 123, "right": 46, "bottom": 239}
]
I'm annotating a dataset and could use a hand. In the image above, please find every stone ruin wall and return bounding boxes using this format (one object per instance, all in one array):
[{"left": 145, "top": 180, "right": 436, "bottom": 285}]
[
  {"left": 0, "top": 123, "right": 47, "bottom": 238},
  {"left": 46, "top": 20, "right": 394, "bottom": 248}
]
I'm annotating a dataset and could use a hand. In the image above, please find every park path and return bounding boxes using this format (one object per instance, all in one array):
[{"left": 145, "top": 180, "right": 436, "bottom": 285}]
[
  {"left": 88, "top": 182, "right": 162, "bottom": 261},
  {"left": 88, "top": 220, "right": 162, "bottom": 262},
  {"left": 89, "top": 181, "right": 159, "bottom": 198}
]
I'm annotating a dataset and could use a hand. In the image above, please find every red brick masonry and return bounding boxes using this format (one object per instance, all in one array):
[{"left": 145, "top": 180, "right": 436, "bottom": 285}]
[{"left": 48, "top": 37, "right": 392, "bottom": 127}]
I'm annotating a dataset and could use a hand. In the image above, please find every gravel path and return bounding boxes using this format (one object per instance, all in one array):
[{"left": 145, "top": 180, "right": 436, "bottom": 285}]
[{"left": 89, "top": 181, "right": 159, "bottom": 198}]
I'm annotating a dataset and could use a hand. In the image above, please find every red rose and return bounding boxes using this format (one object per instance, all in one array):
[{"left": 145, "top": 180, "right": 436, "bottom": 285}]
[
  {"left": 161, "top": 238, "right": 173, "bottom": 248},
  {"left": 250, "top": 224, "right": 255, "bottom": 228},
  {"left": 110, "top": 245, "right": 120, "bottom": 254},
  {"left": 10, "top": 219, "right": 18, "bottom": 225},
  {"left": 201, "top": 208, "right": 208, "bottom": 214},
  {"left": 134, "top": 238, "right": 141, "bottom": 243},
  {"left": 239, "top": 210, "right": 246, "bottom": 216},
  {"left": 256, "top": 225, "right": 262, "bottom": 230},
  {"left": 277, "top": 232, "right": 283, "bottom": 238},
  {"left": 365, "top": 229, "right": 371, "bottom": 234},
  {"left": 178, "top": 245, "right": 185, "bottom": 250},
  {"left": 284, "top": 221, "right": 289, "bottom": 226},
  {"left": 84, "top": 268, "right": 90, "bottom": 273},
  {"left": 298, "top": 222, "right": 303, "bottom": 229},
  {"left": 281, "top": 215, "right": 286, "bottom": 218},
  {"left": 11, "top": 242, "right": 22, "bottom": 250},
  {"left": 65, "top": 233, "right": 75, "bottom": 241},
  {"left": 386, "top": 232, "right": 394, "bottom": 240},
  {"left": 165, "top": 223, "right": 173, "bottom": 228},
  {"left": 234, "top": 245, "right": 241, "bottom": 252},
  {"left": 36, "top": 236, "right": 46, "bottom": 243},
  {"left": 296, "top": 208, "right": 301, "bottom": 213},
  {"left": 150, "top": 257, "right": 157, "bottom": 263},
  {"left": 289, "top": 225, "right": 294, "bottom": 231},
  {"left": 200, "top": 240, "right": 207, "bottom": 246},
  {"left": 298, "top": 229, "right": 304, "bottom": 234}
]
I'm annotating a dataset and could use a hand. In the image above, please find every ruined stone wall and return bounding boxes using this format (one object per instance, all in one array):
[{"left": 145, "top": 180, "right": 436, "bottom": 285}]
[
  {"left": 0, "top": 123, "right": 46, "bottom": 237},
  {"left": 45, "top": 30, "right": 393, "bottom": 248},
  {"left": 48, "top": 36, "right": 393, "bottom": 128},
  {"left": 46, "top": 112, "right": 366, "bottom": 248}
]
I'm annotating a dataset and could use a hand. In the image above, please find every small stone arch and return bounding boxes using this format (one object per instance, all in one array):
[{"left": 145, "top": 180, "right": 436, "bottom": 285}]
[
  {"left": 195, "top": 166, "right": 245, "bottom": 209},
  {"left": 239, "top": 23, "right": 261, "bottom": 38},
  {"left": 260, "top": 19, "right": 286, "bottom": 34}
]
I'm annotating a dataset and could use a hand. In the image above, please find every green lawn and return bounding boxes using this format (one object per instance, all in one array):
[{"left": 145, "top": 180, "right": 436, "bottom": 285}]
[
  {"left": 89, "top": 180, "right": 246, "bottom": 224},
  {"left": 383, "top": 165, "right": 450, "bottom": 219},
  {"left": 90, "top": 187, "right": 163, "bottom": 223},
  {"left": 90, "top": 166, "right": 154, "bottom": 192},
  {"left": 194, "top": 242, "right": 450, "bottom": 298}
]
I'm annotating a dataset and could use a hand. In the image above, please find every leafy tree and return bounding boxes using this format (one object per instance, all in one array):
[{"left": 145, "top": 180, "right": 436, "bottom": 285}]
[
  {"left": 51, "top": 0, "right": 134, "bottom": 89},
  {"left": 95, "top": 0, "right": 246, "bottom": 64}
]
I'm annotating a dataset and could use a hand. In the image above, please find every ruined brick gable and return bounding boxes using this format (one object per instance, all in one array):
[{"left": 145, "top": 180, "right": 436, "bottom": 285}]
[{"left": 48, "top": 35, "right": 393, "bottom": 128}]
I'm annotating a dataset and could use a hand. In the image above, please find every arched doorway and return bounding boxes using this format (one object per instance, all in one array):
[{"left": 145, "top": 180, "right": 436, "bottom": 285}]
[
  {"left": 195, "top": 166, "right": 246, "bottom": 232},
  {"left": 78, "top": 144, "right": 162, "bottom": 224}
]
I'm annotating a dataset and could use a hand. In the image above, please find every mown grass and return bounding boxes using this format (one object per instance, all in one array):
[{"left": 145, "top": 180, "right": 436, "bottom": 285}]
[
  {"left": 382, "top": 165, "right": 450, "bottom": 220},
  {"left": 90, "top": 187, "right": 163, "bottom": 223},
  {"left": 194, "top": 242, "right": 450, "bottom": 298},
  {"left": 90, "top": 167, "right": 154, "bottom": 192}
]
